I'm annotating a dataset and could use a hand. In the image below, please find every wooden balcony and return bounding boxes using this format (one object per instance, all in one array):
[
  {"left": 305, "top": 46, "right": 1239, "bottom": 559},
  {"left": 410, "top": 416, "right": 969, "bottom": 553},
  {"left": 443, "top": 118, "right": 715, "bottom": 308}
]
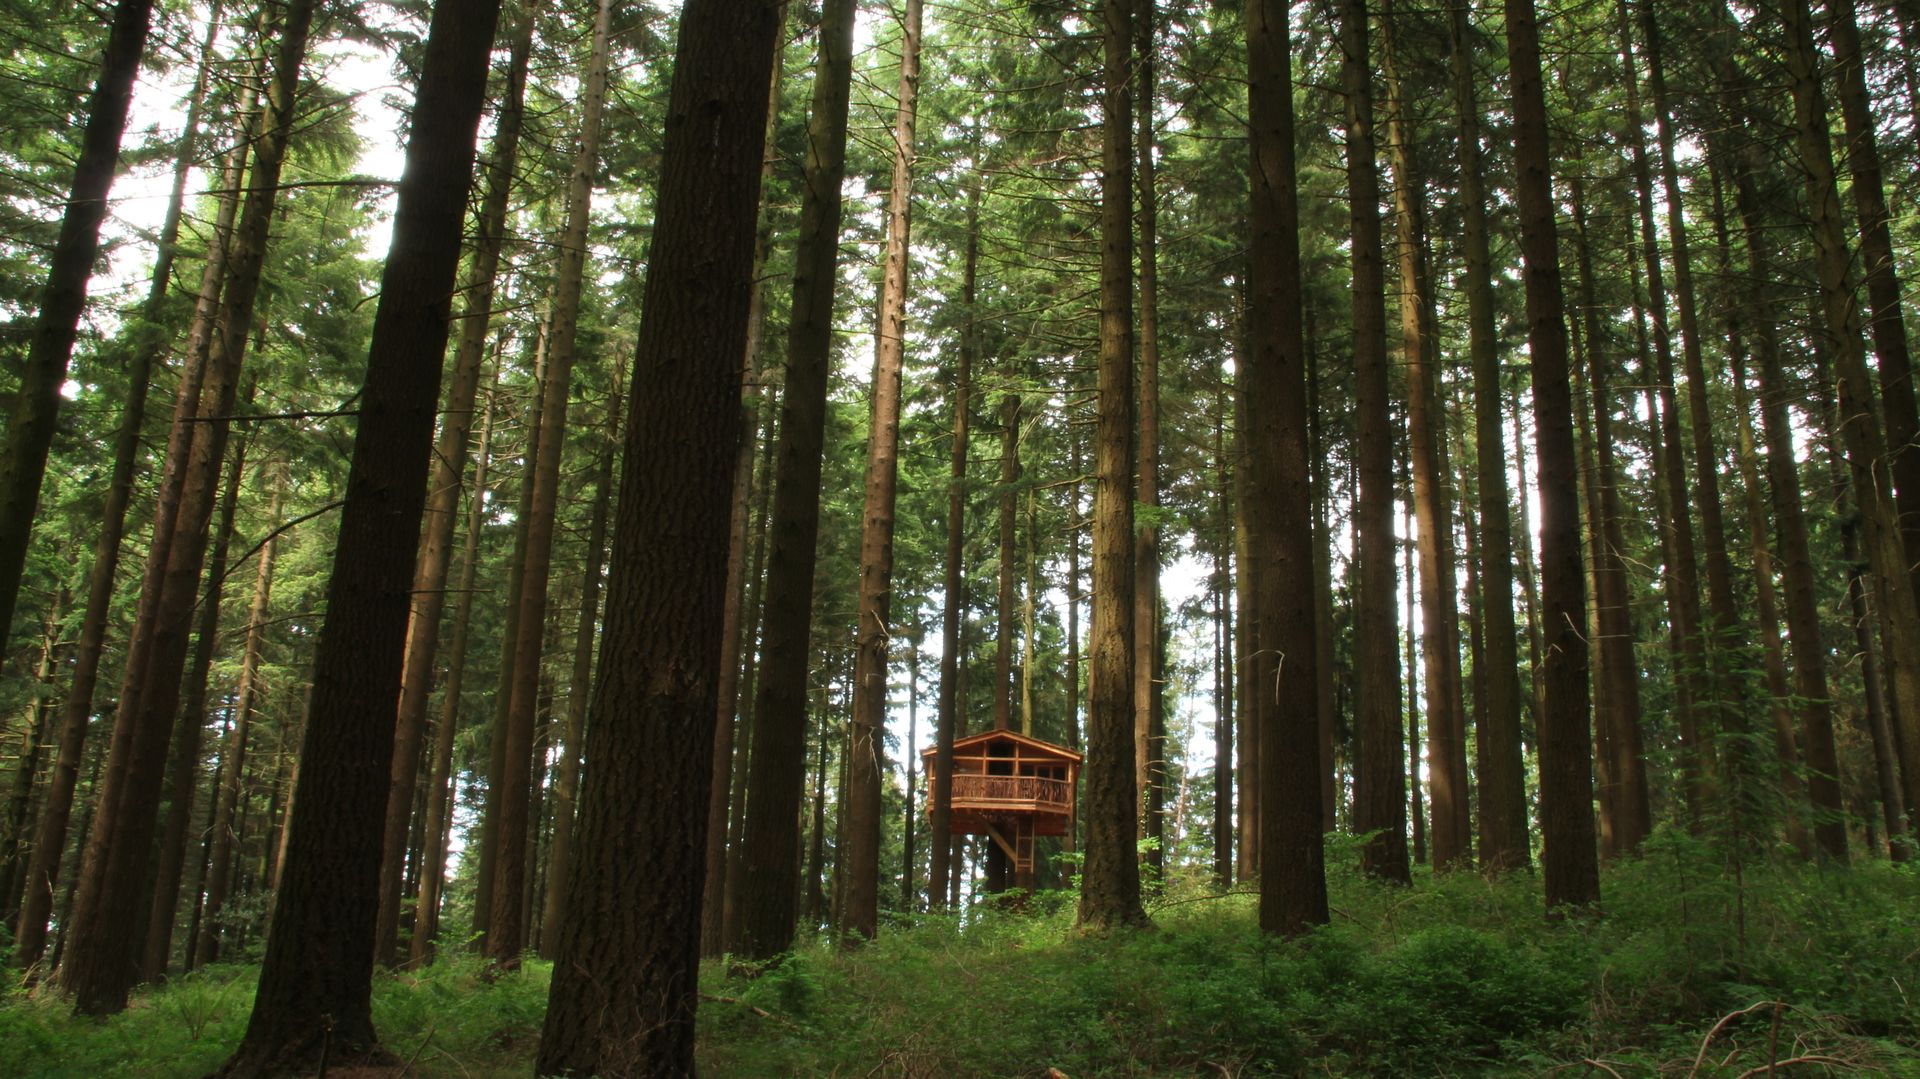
[{"left": 950, "top": 773, "right": 1072, "bottom": 814}]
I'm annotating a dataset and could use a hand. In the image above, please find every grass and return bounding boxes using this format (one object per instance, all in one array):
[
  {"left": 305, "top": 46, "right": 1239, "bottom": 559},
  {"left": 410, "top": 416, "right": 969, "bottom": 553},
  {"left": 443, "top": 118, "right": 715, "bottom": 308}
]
[{"left": 5, "top": 833, "right": 1917, "bottom": 1076}]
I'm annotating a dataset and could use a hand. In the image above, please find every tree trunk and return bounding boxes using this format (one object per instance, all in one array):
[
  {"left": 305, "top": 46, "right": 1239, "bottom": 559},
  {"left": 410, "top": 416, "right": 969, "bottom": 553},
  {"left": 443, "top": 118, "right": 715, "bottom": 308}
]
[
  {"left": 1447, "top": 0, "right": 1527, "bottom": 870},
  {"left": 1781, "top": 0, "right": 1908, "bottom": 857},
  {"left": 411, "top": 378, "right": 500, "bottom": 965},
  {"left": 539, "top": 382, "right": 619, "bottom": 958},
  {"left": 532, "top": 2, "right": 778, "bottom": 1070},
  {"left": 215, "top": 0, "right": 501, "bottom": 1067},
  {"left": 1504, "top": 0, "right": 1600, "bottom": 910},
  {"left": 0, "top": 590, "right": 64, "bottom": 925},
  {"left": 1826, "top": 0, "right": 1920, "bottom": 603},
  {"left": 376, "top": 4, "right": 535, "bottom": 968},
  {"left": 143, "top": 437, "right": 252, "bottom": 982},
  {"left": 64, "top": 0, "right": 317, "bottom": 1014},
  {"left": 192, "top": 471, "right": 282, "bottom": 969},
  {"left": 1133, "top": 0, "right": 1166, "bottom": 875},
  {"left": 929, "top": 182, "right": 978, "bottom": 909},
  {"left": 844, "top": 0, "right": 921, "bottom": 938},
  {"left": 1339, "top": 0, "right": 1407, "bottom": 887},
  {"left": 1078, "top": 0, "right": 1146, "bottom": 935},
  {"left": 734, "top": 0, "right": 859, "bottom": 960},
  {"left": 1382, "top": 3, "right": 1468, "bottom": 869},
  {"left": 0, "top": 0, "right": 154, "bottom": 649},
  {"left": 1569, "top": 182, "right": 1652, "bottom": 853},
  {"left": 487, "top": 0, "right": 615, "bottom": 965},
  {"left": 1246, "top": 0, "right": 1328, "bottom": 934},
  {"left": 701, "top": 28, "right": 788, "bottom": 957}
]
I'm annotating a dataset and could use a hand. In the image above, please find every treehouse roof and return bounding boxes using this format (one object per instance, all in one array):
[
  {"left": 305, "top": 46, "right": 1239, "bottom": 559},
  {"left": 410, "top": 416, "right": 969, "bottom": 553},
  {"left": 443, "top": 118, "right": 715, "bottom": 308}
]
[{"left": 920, "top": 728, "right": 1083, "bottom": 764}]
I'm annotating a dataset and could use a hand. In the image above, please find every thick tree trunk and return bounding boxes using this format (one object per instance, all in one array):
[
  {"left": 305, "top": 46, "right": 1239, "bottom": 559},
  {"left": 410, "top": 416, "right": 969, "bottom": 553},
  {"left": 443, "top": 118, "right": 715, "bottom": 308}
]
[
  {"left": 1340, "top": 0, "right": 1408, "bottom": 887},
  {"left": 1078, "top": 0, "right": 1147, "bottom": 934},
  {"left": 1246, "top": 0, "right": 1327, "bottom": 934},
  {"left": 1232, "top": 340, "right": 1258, "bottom": 882},
  {"left": 929, "top": 181, "right": 979, "bottom": 910},
  {"left": 411, "top": 381, "right": 499, "bottom": 965},
  {"left": 534, "top": 5, "right": 779, "bottom": 1067},
  {"left": 733, "top": 0, "right": 859, "bottom": 960},
  {"left": 845, "top": 0, "right": 921, "bottom": 935},
  {"left": 376, "top": 5, "right": 535, "bottom": 968},
  {"left": 1504, "top": 0, "right": 1600, "bottom": 910},
  {"left": 0, "top": 0, "right": 154, "bottom": 649},
  {"left": 215, "top": 0, "right": 501, "bottom": 1068},
  {"left": 701, "top": 34, "right": 786, "bottom": 957}
]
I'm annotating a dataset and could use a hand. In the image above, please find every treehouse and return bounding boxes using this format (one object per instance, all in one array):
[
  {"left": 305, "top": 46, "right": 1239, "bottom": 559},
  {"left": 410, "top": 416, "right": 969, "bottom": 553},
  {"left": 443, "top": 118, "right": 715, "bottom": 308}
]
[{"left": 921, "top": 729, "right": 1080, "bottom": 889}]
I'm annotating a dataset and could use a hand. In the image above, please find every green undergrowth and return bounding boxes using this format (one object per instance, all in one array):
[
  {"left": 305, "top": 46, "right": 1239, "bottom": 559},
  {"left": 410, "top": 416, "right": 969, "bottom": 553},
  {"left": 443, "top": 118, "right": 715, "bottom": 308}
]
[{"left": 4, "top": 837, "right": 1916, "bottom": 1076}]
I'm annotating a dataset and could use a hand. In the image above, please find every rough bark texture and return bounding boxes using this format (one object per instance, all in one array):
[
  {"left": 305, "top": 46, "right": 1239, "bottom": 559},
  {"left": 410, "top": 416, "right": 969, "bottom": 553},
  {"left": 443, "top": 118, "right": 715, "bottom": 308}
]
[
  {"left": 734, "top": 0, "right": 858, "bottom": 960},
  {"left": 0, "top": 0, "right": 154, "bottom": 649},
  {"left": 1504, "top": 0, "right": 1600, "bottom": 911},
  {"left": 376, "top": 5, "right": 535, "bottom": 968},
  {"left": 845, "top": 0, "right": 921, "bottom": 940},
  {"left": 534, "top": 3, "right": 779, "bottom": 1070},
  {"left": 216, "top": 0, "right": 500, "bottom": 1068},
  {"left": 1246, "top": 0, "right": 1328, "bottom": 934},
  {"left": 1340, "top": 0, "right": 1408, "bottom": 887},
  {"left": 1077, "top": 0, "right": 1147, "bottom": 935}
]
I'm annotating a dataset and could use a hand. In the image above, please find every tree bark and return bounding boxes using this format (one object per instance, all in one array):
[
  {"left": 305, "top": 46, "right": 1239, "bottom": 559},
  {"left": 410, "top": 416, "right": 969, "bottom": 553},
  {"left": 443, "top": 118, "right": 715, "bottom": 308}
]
[
  {"left": 1504, "top": 0, "right": 1600, "bottom": 910},
  {"left": 0, "top": 0, "right": 154, "bottom": 649},
  {"left": 1382, "top": 3, "right": 1468, "bottom": 869},
  {"left": 411, "top": 377, "right": 499, "bottom": 965},
  {"left": 376, "top": 3, "right": 535, "bottom": 968},
  {"left": 534, "top": 4, "right": 779, "bottom": 1068},
  {"left": 216, "top": 0, "right": 501, "bottom": 1067},
  {"left": 1078, "top": 0, "right": 1147, "bottom": 935},
  {"left": 1246, "top": 0, "right": 1328, "bottom": 934},
  {"left": 845, "top": 0, "right": 922, "bottom": 935},
  {"left": 1133, "top": 0, "right": 1166, "bottom": 875},
  {"left": 1339, "top": 0, "right": 1408, "bottom": 886},
  {"left": 734, "top": 0, "right": 859, "bottom": 960}
]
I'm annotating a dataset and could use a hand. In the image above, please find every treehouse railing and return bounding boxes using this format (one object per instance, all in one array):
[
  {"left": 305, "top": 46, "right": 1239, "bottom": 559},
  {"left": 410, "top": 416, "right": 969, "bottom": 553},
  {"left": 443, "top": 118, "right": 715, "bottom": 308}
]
[{"left": 949, "top": 773, "right": 1071, "bottom": 812}]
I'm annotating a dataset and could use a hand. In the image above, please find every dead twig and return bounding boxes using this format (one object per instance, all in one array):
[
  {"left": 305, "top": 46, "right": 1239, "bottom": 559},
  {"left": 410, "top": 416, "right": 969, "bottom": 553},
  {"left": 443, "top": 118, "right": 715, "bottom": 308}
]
[{"left": 700, "top": 991, "right": 807, "bottom": 1032}]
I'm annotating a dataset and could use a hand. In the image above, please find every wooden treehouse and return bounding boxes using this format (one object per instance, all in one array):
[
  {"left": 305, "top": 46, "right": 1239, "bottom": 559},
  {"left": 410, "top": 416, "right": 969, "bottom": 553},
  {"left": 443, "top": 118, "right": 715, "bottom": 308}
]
[{"left": 921, "top": 729, "right": 1080, "bottom": 890}]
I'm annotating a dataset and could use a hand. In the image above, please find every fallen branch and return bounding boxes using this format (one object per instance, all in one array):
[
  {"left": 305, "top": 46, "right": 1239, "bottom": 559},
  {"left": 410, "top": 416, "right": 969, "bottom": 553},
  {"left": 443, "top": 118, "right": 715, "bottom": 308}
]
[{"left": 700, "top": 992, "right": 806, "bottom": 1032}]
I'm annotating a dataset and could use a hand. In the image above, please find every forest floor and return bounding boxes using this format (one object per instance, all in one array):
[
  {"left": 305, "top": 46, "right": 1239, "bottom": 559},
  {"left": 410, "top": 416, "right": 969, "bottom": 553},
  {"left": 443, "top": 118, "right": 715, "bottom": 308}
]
[{"left": 3, "top": 830, "right": 1917, "bottom": 1077}]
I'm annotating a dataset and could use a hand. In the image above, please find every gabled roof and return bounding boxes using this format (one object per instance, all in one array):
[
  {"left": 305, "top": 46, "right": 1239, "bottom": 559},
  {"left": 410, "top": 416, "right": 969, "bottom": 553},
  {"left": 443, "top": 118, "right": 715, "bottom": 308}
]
[{"left": 920, "top": 727, "right": 1083, "bottom": 763}]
